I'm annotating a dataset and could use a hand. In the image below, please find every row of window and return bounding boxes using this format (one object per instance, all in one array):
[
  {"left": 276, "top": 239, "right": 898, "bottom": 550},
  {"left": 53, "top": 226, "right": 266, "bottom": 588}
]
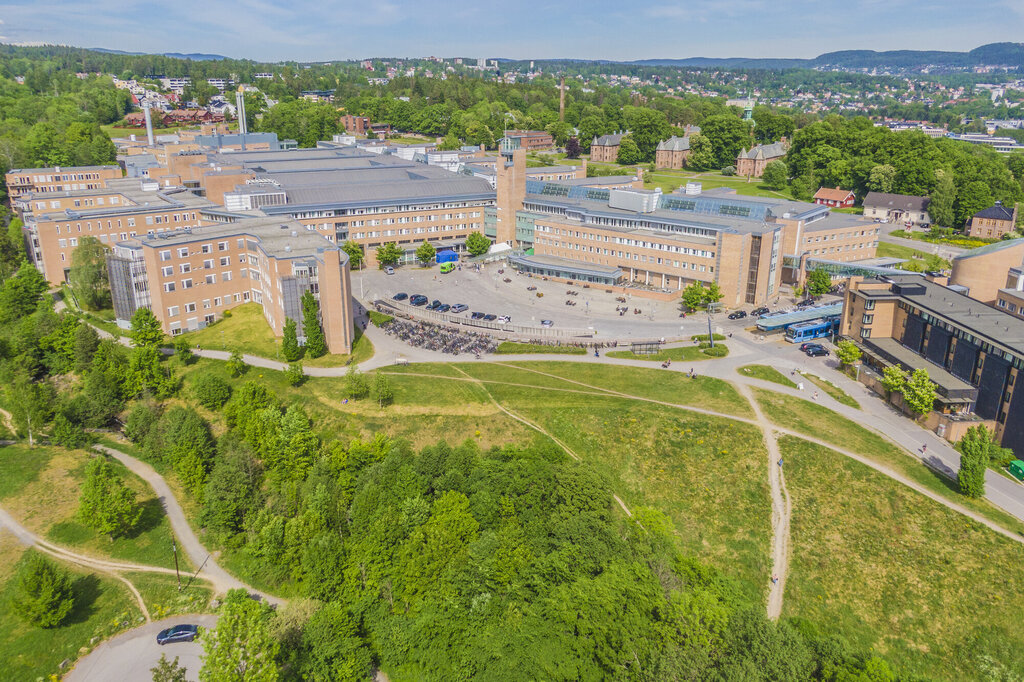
[
  {"left": 538, "top": 240, "right": 712, "bottom": 272},
  {"left": 352, "top": 223, "right": 480, "bottom": 240},
  {"left": 53, "top": 213, "right": 199, "bottom": 234}
]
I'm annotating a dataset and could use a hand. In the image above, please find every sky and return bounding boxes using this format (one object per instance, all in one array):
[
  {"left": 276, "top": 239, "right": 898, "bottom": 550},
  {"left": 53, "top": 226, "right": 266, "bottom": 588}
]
[{"left": 0, "top": 0, "right": 1022, "bottom": 63}]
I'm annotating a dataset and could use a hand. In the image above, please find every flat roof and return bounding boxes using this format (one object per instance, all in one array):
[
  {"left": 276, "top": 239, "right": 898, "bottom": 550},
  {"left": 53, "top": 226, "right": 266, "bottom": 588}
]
[
  {"left": 7, "top": 165, "right": 119, "bottom": 174},
  {"left": 509, "top": 253, "right": 622, "bottom": 279},
  {"left": 864, "top": 337, "right": 976, "bottom": 395},
  {"left": 137, "top": 215, "right": 341, "bottom": 262},
  {"left": 29, "top": 179, "right": 214, "bottom": 220}
]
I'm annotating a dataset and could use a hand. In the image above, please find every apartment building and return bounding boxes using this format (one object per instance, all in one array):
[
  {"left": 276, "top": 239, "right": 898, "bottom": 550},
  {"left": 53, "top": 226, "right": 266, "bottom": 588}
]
[
  {"left": 5, "top": 165, "right": 123, "bottom": 202},
  {"left": 107, "top": 216, "right": 354, "bottom": 353},
  {"left": 966, "top": 202, "right": 1018, "bottom": 239},
  {"left": 503, "top": 130, "right": 555, "bottom": 151},
  {"left": 842, "top": 274, "right": 1024, "bottom": 454},
  {"left": 16, "top": 178, "right": 215, "bottom": 284}
]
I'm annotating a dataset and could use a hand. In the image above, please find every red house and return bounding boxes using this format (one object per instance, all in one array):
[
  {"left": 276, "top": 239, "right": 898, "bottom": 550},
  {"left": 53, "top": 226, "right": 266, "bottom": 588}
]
[{"left": 813, "top": 187, "right": 856, "bottom": 208}]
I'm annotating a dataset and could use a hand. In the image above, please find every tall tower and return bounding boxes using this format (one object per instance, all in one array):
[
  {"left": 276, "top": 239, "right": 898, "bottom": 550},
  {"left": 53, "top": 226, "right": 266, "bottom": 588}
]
[
  {"left": 235, "top": 86, "right": 248, "bottom": 135},
  {"left": 559, "top": 77, "right": 566, "bottom": 122},
  {"left": 495, "top": 146, "right": 526, "bottom": 247},
  {"left": 142, "top": 102, "right": 155, "bottom": 147}
]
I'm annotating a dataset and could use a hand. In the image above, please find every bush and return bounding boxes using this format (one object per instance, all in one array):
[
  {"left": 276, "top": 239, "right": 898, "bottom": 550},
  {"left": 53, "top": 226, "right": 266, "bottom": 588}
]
[
  {"left": 192, "top": 374, "right": 232, "bottom": 409},
  {"left": 124, "top": 401, "right": 161, "bottom": 443},
  {"left": 10, "top": 552, "right": 75, "bottom": 628},
  {"left": 701, "top": 345, "right": 729, "bottom": 357},
  {"left": 286, "top": 363, "right": 305, "bottom": 387},
  {"left": 721, "top": 165, "right": 736, "bottom": 176},
  {"left": 691, "top": 334, "right": 726, "bottom": 342}
]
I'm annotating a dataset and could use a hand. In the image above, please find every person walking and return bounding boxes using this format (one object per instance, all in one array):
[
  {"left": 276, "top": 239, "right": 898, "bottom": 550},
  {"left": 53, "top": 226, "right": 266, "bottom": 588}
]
[{"left": 778, "top": 457, "right": 783, "bottom": 467}]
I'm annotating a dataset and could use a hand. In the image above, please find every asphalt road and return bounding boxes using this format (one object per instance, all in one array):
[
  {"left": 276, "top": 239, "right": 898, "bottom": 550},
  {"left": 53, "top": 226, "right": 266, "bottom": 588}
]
[{"left": 65, "top": 614, "right": 218, "bottom": 682}]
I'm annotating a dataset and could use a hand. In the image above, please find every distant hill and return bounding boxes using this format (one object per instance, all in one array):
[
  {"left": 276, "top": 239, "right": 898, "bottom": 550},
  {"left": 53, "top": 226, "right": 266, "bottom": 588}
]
[
  {"left": 632, "top": 42, "right": 1024, "bottom": 71},
  {"left": 90, "top": 48, "right": 229, "bottom": 61}
]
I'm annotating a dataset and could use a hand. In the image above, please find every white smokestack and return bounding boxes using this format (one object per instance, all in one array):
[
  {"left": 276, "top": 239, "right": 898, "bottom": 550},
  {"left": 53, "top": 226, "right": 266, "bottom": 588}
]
[
  {"left": 235, "top": 86, "right": 247, "bottom": 135},
  {"left": 143, "top": 103, "right": 154, "bottom": 147}
]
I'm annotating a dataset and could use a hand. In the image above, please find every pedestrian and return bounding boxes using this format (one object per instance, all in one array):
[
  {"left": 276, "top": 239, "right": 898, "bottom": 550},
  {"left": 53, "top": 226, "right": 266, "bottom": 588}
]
[
  {"left": 813, "top": 391, "right": 818, "bottom": 401},
  {"left": 921, "top": 443, "right": 927, "bottom": 454},
  {"left": 778, "top": 457, "right": 783, "bottom": 467},
  {"left": 797, "top": 382, "right": 804, "bottom": 391}
]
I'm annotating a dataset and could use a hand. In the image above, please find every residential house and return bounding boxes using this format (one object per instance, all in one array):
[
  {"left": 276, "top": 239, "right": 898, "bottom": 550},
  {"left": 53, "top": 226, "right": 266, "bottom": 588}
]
[
  {"left": 862, "top": 192, "right": 930, "bottom": 225},
  {"left": 966, "top": 201, "right": 1018, "bottom": 239},
  {"left": 813, "top": 187, "right": 856, "bottom": 208}
]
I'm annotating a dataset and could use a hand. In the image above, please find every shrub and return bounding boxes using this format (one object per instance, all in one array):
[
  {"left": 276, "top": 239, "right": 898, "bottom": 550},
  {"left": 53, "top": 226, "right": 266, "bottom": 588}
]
[
  {"left": 286, "top": 363, "right": 305, "bottom": 386},
  {"left": 721, "top": 165, "right": 736, "bottom": 176},
  {"left": 10, "top": 553, "right": 75, "bottom": 628},
  {"left": 702, "top": 345, "right": 729, "bottom": 357},
  {"left": 192, "top": 374, "right": 232, "bottom": 409},
  {"left": 124, "top": 401, "right": 161, "bottom": 443},
  {"left": 368, "top": 311, "right": 394, "bottom": 327}
]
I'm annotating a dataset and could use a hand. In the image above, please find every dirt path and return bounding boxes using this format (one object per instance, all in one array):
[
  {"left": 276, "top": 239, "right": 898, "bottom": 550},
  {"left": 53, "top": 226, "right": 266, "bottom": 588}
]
[
  {"left": 737, "top": 384, "right": 792, "bottom": 620},
  {"left": 0, "top": 506, "right": 184, "bottom": 621},
  {"left": 0, "top": 406, "right": 14, "bottom": 434}
]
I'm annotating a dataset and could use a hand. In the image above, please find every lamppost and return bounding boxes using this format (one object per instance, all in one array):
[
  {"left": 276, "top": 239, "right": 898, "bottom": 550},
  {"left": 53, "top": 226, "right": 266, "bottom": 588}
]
[{"left": 172, "top": 540, "right": 181, "bottom": 591}]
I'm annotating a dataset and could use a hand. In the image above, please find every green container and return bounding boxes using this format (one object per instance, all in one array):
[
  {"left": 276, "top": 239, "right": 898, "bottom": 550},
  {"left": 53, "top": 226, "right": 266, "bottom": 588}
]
[{"left": 1009, "top": 460, "right": 1024, "bottom": 482}]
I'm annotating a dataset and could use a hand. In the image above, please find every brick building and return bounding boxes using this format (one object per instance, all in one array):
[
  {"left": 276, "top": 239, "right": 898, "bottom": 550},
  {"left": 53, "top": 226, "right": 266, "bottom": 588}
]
[
  {"left": 5, "top": 165, "right": 123, "bottom": 202},
  {"left": 735, "top": 141, "right": 787, "bottom": 178},
  {"left": 504, "top": 130, "right": 555, "bottom": 151},
  {"left": 590, "top": 132, "right": 627, "bottom": 163},
  {"left": 655, "top": 136, "right": 692, "bottom": 169}
]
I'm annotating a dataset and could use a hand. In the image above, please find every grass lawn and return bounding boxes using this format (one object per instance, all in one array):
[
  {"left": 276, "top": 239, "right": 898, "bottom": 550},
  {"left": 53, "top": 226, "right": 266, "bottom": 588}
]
[
  {"left": 503, "top": 361, "right": 753, "bottom": 418},
  {"left": 752, "top": 389, "right": 1024, "bottom": 537},
  {"left": 101, "top": 124, "right": 192, "bottom": 138},
  {"left": 738, "top": 364, "right": 797, "bottom": 388},
  {"left": 606, "top": 344, "right": 727, "bottom": 362},
  {"left": 781, "top": 436, "right": 1024, "bottom": 681},
  {"left": 0, "top": 444, "right": 188, "bottom": 571},
  {"left": 494, "top": 342, "right": 587, "bottom": 355},
  {"left": 799, "top": 371, "right": 860, "bottom": 409},
  {"left": 127, "top": 572, "right": 212, "bottom": 619},
  {"left": 177, "top": 302, "right": 374, "bottom": 367},
  {"left": 0, "top": 548, "right": 142, "bottom": 682},
  {"left": 876, "top": 241, "right": 952, "bottom": 267},
  {"left": 486, "top": 387, "right": 771, "bottom": 601},
  {"left": 887, "top": 229, "right": 991, "bottom": 250}
]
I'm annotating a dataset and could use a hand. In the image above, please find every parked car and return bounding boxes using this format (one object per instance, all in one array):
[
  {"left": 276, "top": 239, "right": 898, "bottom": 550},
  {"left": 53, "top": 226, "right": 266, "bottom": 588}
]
[
  {"left": 470, "top": 311, "right": 486, "bottom": 320},
  {"left": 410, "top": 295, "right": 428, "bottom": 306},
  {"left": 392, "top": 292, "right": 408, "bottom": 301},
  {"left": 437, "top": 304, "right": 451, "bottom": 313},
  {"left": 805, "top": 347, "right": 830, "bottom": 357},
  {"left": 426, "top": 299, "right": 442, "bottom": 310},
  {"left": 384, "top": 266, "right": 395, "bottom": 275},
  {"left": 451, "top": 304, "right": 469, "bottom": 313},
  {"left": 752, "top": 306, "right": 770, "bottom": 316},
  {"left": 157, "top": 624, "right": 199, "bottom": 645},
  {"left": 541, "top": 319, "right": 554, "bottom": 327},
  {"left": 498, "top": 315, "right": 511, "bottom": 323},
  {"left": 483, "top": 314, "right": 498, "bottom": 321},
  {"left": 798, "top": 298, "right": 816, "bottom": 307},
  {"left": 799, "top": 342, "right": 824, "bottom": 352},
  {"left": 727, "top": 311, "right": 747, "bottom": 320}
]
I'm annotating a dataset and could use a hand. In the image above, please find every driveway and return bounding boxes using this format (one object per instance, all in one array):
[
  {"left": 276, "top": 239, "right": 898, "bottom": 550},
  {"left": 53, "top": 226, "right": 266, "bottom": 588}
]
[{"left": 65, "top": 614, "right": 218, "bottom": 682}]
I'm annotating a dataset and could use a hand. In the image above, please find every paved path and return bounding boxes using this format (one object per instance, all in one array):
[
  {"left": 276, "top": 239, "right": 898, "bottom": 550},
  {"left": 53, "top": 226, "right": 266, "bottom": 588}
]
[
  {"left": 66, "top": 614, "right": 218, "bottom": 682},
  {"left": 93, "top": 445, "right": 284, "bottom": 606},
  {"left": 738, "top": 384, "right": 791, "bottom": 621}
]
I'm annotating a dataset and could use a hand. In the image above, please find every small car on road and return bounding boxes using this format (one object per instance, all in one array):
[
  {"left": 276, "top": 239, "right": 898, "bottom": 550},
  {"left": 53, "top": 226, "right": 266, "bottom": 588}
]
[
  {"left": 483, "top": 314, "right": 498, "bottom": 321},
  {"left": 410, "top": 295, "right": 428, "bottom": 306},
  {"left": 392, "top": 292, "right": 408, "bottom": 301},
  {"left": 451, "top": 304, "right": 469, "bottom": 313},
  {"left": 541, "top": 319, "right": 554, "bottom": 327},
  {"left": 437, "top": 304, "right": 452, "bottom": 313},
  {"left": 727, "top": 311, "right": 747, "bottom": 320},
  {"left": 157, "top": 624, "right": 198, "bottom": 645},
  {"left": 805, "top": 347, "right": 830, "bottom": 357},
  {"left": 426, "top": 299, "right": 442, "bottom": 310},
  {"left": 384, "top": 266, "right": 395, "bottom": 275}
]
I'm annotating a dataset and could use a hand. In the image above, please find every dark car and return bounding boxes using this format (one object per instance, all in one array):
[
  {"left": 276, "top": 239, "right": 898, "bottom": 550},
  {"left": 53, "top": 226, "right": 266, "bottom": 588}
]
[
  {"left": 799, "top": 342, "right": 824, "bottom": 352},
  {"left": 752, "top": 306, "right": 769, "bottom": 316},
  {"left": 727, "top": 311, "right": 747, "bottom": 320},
  {"left": 157, "top": 624, "right": 198, "bottom": 645},
  {"left": 483, "top": 314, "right": 498, "bottom": 321},
  {"left": 805, "top": 347, "right": 830, "bottom": 357},
  {"left": 470, "top": 311, "right": 486, "bottom": 320},
  {"left": 392, "top": 292, "right": 408, "bottom": 301},
  {"left": 410, "top": 295, "right": 428, "bottom": 306},
  {"left": 426, "top": 299, "right": 442, "bottom": 310},
  {"left": 798, "top": 298, "right": 817, "bottom": 307},
  {"left": 541, "top": 319, "right": 554, "bottom": 327},
  {"left": 437, "top": 304, "right": 452, "bottom": 313}
]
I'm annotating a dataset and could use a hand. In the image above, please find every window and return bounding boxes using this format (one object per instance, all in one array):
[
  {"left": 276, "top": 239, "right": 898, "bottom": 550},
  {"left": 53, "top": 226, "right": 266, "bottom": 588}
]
[
  {"left": 167, "top": 306, "right": 180, "bottom": 317},
  {"left": 205, "top": 274, "right": 216, "bottom": 284},
  {"left": 184, "top": 302, "right": 196, "bottom": 313},
  {"left": 203, "top": 299, "right": 211, "bottom": 309},
  {"left": 178, "top": 248, "right": 188, "bottom": 258},
  {"left": 180, "top": 263, "right": 191, "bottom": 274},
  {"left": 218, "top": 241, "right": 228, "bottom": 251},
  {"left": 862, "top": 314, "right": 874, "bottom": 325},
  {"left": 220, "top": 257, "right": 230, "bottom": 266},
  {"left": 162, "top": 266, "right": 173, "bottom": 277},
  {"left": 203, "top": 259, "right": 214, "bottom": 269},
  {"left": 182, "top": 278, "right": 193, "bottom": 289},
  {"left": 863, "top": 299, "right": 875, "bottom": 310},
  {"left": 164, "top": 282, "right": 175, "bottom": 293},
  {"left": 860, "top": 328, "right": 871, "bottom": 339},
  {"left": 201, "top": 244, "right": 211, "bottom": 254}
]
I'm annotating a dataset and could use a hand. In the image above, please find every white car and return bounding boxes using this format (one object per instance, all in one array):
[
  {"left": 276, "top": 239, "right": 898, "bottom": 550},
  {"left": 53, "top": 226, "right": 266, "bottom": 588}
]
[
  {"left": 384, "top": 266, "right": 395, "bottom": 275},
  {"left": 498, "top": 315, "right": 511, "bottom": 324}
]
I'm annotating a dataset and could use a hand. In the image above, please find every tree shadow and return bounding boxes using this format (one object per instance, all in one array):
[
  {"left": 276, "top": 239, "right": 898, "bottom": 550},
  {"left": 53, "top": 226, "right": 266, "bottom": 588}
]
[
  {"left": 64, "top": 574, "right": 102, "bottom": 625},
  {"left": 126, "top": 497, "right": 166, "bottom": 538}
]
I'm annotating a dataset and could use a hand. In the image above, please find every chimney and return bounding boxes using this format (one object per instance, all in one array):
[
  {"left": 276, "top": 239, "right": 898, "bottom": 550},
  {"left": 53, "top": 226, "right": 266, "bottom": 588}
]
[
  {"left": 143, "top": 104, "right": 154, "bottom": 147},
  {"left": 559, "top": 77, "right": 566, "bottom": 122},
  {"left": 235, "top": 86, "right": 248, "bottom": 136},
  {"left": 581, "top": 158, "right": 588, "bottom": 177}
]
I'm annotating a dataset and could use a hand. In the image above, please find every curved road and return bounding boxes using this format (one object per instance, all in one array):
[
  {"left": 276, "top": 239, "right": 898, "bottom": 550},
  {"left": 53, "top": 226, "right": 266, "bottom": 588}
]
[{"left": 65, "top": 614, "right": 218, "bottom": 682}]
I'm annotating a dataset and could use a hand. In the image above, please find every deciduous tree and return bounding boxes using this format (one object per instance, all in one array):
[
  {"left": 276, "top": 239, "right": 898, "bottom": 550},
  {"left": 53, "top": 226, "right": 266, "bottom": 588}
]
[
  {"left": 761, "top": 160, "right": 788, "bottom": 190},
  {"left": 902, "top": 368, "right": 937, "bottom": 417},
  {"left": 340, "top": 241, "right": 364, "bottom": 270},
  {"left": 805, "top": 268, "right": 833, "bottom": 297},
  {"left": 565, "top": 136, "right": 582, "bottom": 159},
  {"left": 465, "top": 232, "right": 491, "bottom": 257},
  {"left": 881, "top": 365, "right": 907, "bottom": 398},
  {"left": 372, "top": 371, "right": 393, "bottom": 408},
  {"left": 375, "top": 242, "right": 403, "bottom": 267},
  {"left": 281, "top": 318, "right": 302, "bottom": 362},
  {"left": 78, "top": 456, "right": 142, "bottom": 540},
  {"left": 928, "top": 171, "right": 956, "bottom": 227},
  {"left": 835, "top": 340, "right": 862, "bottom": 367},
  {"left": 957, "top": 425, "right": 991, "bottom": 498},
  {"left": 130, "top": 308, "right": 163, "bottom": 348},
  {"left": 151, "top": 654, "right": 188, "bottom": 682},
  {"left": 615, "top": 135, "right": 642, "bottom": 165},
  {"left": 415, "top": 240, "right": 436, "bottom": 266},
  {"left": 200, "top": 589, "right": 279, "bottom": 682},
  {"left": 68, "top": 236, "right": 110, "bottom": 311},
  {"left": 301, "top": 292, "right": 326, "bottom": 359}
]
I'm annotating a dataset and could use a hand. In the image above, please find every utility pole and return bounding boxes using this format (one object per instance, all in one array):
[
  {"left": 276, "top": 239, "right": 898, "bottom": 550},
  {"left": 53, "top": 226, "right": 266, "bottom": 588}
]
[
  {"left": 707, "top": 312, "right": 714, "bottom": 349},
  {"left": 172, "top": 540, "right": 181, "bottom": 591}
]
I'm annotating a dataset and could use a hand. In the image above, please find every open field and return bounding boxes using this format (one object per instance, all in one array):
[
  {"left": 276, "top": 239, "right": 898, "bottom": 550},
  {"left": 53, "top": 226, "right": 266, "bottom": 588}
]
[
  {"left": 101, "top": 124, "right": 192, "bottom": 138},
  {"left": 738, "top": 364, "right": 797, "bottom": 388},
  {"left": 0, "top": 548, "right": 142, "bottom": 682},
  {"left": 781, "top": 436, "right": 1024, "bottom": 681},
  {"left": 177, "top": 302, "right": 373, "bottom": 366},
  {"left": 753, "top": 389, "right": 1024, "bottom": 537},
  {"left": 888, "top": 229, "right": 991, "bottom": 250},
  {"left": 494, "top": 342, "right": 587, "bottom": 355},
  {"left": 876, "top": 241, "right": 953, "bottom": 269},
  {"left": 0, "top": 444, "right": 187, "bottom": 571}
]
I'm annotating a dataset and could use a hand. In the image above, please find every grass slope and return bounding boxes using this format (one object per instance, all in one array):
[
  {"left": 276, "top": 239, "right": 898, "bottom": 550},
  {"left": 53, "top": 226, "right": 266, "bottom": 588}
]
[
  {"left": 780, "top": 436, "right": 1024, "bottom": 681},
  {"left": 738, "top": 364, "right": 797, "bottom": 388},
  {"left": 0, "top": 444, "right": 188, "bottom": 570}
]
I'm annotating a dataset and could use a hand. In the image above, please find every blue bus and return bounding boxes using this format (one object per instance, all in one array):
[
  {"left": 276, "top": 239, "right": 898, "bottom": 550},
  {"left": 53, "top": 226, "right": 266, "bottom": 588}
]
[{"left": 784, "top": 317, "right": 839, "bottom": 343}]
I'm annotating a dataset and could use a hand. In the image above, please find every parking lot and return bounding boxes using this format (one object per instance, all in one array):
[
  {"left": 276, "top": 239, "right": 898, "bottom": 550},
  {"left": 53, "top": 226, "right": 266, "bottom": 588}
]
[{"left": 353, "top": 262, "right": 840, "bottom": 342}]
